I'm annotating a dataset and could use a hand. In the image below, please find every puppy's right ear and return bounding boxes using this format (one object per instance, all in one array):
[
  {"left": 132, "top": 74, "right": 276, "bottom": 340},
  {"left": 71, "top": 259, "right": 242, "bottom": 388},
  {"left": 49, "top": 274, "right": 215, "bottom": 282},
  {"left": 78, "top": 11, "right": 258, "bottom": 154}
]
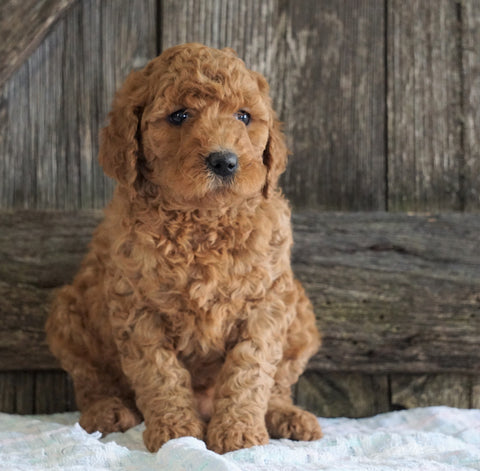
[{"left": 99, "top": 69, "right": 149, "bottom": 194}]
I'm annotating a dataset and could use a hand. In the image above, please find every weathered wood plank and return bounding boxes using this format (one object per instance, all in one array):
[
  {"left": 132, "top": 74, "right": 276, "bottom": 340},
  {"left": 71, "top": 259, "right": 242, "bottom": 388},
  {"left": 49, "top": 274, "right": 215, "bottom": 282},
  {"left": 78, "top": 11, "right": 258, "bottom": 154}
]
[
  {"left": 387, "top": 0, "right": 463, "bottom": 211},
  {"left": 295, "top": 372, "right": 390, "bottom": 418},
  {"left": 282, "top": 0, "right": 386, "bottom": 210},
  {"left": 0, "top": 0, "right": 75, "bottom": 88},
  {"left": 3, "top": 370, "right": 475, "bottom": 415},
  {"left": 390, "top": 374, "right": 471, "bottom": 409},
  {"left": 34, "top": 370, "right": 76, "bottom": 413},
  {"left": 0, "top": 211, "right": 99, "bottom": 369},
  {"left": 0, "top": 372, "right": 35, "bottom": 414},
  {"left": 3, "top": 0, "right": 480, "bottom": 214},
  {"left": 161, "top": 0, "right": 283, "bottom": 79},
  {"left": 1, "top": 211, "right": 479, "bottom": 374},
  {"left": 0, "top": 373, "right": 16, "bottom": 412},
  {"left": 0, "top": 0, "right": 156, "bottom": 210},
  {"left": 0, "top": 371, "right": 76, "bottom": 413},
  {"left": 294, "top": 212, "right": 480, "bottom": 374},
  {"left": 460, "top": 0, "right": 480, "bottom": 211},
  {"left": 472, "top": 377, "right": 480, "bottom": 409}
]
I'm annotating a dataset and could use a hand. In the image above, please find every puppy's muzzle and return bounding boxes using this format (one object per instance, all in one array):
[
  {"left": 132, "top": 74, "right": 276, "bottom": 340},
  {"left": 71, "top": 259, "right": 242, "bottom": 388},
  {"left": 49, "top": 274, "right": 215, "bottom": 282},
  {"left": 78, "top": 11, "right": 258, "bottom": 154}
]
[{"left": 206, "top": 151, "right": 238, "bottom": 178}]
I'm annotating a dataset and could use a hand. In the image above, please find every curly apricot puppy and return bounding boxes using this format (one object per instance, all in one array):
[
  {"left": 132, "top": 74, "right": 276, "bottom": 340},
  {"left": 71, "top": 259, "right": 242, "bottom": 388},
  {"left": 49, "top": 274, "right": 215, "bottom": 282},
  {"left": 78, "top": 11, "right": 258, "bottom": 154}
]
[{"left": 46, "top": 43, "right": 322, "bottom": 454}]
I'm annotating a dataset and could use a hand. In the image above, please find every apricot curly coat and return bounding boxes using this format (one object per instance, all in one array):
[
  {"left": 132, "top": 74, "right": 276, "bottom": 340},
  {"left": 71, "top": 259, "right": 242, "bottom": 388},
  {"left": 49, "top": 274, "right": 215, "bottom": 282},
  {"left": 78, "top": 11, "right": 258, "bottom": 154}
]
[{"left": 46, "top": 43, "right": 322, "bottom": 454}]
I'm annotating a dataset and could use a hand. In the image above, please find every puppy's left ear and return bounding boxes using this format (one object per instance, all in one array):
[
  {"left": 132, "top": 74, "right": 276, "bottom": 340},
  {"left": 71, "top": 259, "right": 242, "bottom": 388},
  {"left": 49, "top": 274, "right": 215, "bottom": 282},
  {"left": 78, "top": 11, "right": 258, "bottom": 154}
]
[
  {"left": 262, "top": 115, "right": 288, "bottom": 198},
  {"left": 99, "top": 68, "right": 149, "bottom": 197},
  {"left": 251, "top": 71, "right": 288, "bottom": 198}
]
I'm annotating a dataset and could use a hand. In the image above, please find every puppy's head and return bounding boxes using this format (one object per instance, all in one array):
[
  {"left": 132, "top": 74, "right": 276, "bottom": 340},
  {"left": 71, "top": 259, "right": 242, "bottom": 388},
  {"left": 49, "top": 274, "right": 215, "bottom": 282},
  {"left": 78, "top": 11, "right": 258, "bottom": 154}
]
[{"left": 99, "top": 43, "right": 287, "bottom": 208}]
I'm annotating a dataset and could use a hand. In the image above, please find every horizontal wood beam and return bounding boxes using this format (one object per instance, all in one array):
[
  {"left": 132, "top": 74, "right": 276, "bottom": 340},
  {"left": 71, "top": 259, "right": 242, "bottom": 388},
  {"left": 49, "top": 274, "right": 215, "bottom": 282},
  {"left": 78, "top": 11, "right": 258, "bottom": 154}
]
[
  {"left": 0, "top": 210, "right": 479, "bottom": 374},
  {"left": 293, "top": 212, "right": 480, "bottom": 374}
]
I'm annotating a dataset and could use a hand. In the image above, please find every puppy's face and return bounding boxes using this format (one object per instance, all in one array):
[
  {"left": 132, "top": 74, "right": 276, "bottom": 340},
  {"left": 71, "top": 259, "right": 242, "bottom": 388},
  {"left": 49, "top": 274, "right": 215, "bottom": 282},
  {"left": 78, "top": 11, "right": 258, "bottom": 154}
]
[
  {"left": 100, "top": 44, "right": 287, "bottom": 209},
  {"left": 141, "top": 47, "right": 270, "bottom": 206}
]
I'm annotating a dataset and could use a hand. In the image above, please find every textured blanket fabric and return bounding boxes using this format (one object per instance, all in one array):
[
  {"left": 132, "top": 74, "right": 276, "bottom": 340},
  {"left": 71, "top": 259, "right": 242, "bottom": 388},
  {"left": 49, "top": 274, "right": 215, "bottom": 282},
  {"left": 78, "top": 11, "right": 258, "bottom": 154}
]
[{"left": 0, "top": 407, "right": 478, "bottom": 470}]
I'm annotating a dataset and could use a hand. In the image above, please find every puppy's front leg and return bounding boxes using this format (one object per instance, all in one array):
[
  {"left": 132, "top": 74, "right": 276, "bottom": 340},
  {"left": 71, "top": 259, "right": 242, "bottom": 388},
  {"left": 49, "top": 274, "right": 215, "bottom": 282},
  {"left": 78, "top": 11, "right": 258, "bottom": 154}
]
[
  {"left": 112, "top": 312, "right": 205, "bottom": 452},
  {"left": 206, "top": 324, "right": 283, "bottom": 454}
]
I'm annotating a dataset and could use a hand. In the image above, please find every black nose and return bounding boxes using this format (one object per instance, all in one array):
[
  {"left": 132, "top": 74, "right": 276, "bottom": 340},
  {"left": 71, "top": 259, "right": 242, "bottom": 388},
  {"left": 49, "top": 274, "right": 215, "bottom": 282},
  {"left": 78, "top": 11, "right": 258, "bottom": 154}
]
[{"left": 206, "top": 151, "right": 238, "bottom": 178}]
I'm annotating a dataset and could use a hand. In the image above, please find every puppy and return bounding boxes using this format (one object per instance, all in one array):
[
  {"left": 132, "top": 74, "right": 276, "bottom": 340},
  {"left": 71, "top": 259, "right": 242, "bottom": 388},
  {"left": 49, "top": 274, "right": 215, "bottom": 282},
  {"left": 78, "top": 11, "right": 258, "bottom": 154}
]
[{"left": 46, "top": 43, "right": 322, "bottom": 454}]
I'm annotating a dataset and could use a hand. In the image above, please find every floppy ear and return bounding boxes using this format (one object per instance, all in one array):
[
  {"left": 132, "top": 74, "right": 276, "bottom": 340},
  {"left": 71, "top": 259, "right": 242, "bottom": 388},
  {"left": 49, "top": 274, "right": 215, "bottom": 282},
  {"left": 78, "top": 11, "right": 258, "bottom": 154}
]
[
  {"left": 262, "top": 116, "right": 288, "bottom": 198},
  {"left": 99, "top": 69, "right": 149, "bottom": 195},
  {"left": 251, "top": 71, "right": 289, "bottom": 198}
]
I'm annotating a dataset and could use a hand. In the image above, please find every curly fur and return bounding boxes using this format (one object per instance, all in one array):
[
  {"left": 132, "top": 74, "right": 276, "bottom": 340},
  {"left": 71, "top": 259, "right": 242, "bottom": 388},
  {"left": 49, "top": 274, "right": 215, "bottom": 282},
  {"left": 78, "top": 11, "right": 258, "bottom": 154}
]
[{"left": 46, "top": 43, "right": 322, "bottom": 454}]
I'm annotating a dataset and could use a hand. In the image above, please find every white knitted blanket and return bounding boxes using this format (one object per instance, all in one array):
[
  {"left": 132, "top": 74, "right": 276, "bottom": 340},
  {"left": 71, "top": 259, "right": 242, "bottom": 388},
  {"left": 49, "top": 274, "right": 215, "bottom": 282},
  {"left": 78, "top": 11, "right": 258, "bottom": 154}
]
[{"left": 0, "top": 407, "right": 479, "bottom": 470}]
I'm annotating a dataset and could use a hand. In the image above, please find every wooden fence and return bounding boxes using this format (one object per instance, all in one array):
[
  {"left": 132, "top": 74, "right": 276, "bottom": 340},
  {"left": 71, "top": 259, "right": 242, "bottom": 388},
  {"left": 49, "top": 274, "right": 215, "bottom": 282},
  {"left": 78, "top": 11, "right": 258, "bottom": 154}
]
[
  {"left": 2, "top": 0, "right": 479, "bottom": 212},
  {"left": 0, "top": 0, "right": 479, "bottom": 417}
]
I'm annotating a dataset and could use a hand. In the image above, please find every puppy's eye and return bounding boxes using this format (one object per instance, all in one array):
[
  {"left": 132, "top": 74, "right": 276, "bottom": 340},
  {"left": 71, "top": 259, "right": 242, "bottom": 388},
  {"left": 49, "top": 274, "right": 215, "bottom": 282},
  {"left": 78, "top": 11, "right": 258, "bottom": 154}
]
[
  {"left": 168, "top": 109, "right": 189, "bottom": 126},
  {"left": 234, "top": 110, "right": 251, "bottom": 125}
]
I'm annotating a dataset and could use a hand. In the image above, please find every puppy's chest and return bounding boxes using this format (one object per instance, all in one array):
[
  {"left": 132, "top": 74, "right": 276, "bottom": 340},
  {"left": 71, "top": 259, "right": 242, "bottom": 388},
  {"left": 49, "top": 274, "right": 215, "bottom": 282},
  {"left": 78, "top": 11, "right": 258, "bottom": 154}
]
[
  {"left": 153, "top": 220, "right": 271, "bottom": 296},
  {"left": 147, "top": 223, "right": 273, "bottom": 347}
]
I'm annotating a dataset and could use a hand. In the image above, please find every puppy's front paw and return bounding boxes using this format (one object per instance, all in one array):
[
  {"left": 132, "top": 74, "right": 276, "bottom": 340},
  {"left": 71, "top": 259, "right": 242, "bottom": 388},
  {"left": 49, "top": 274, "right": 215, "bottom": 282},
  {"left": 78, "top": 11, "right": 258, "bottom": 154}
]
[
  {"left": 206, "top": 419, "right": 269, "bottom": 454},
  {"left": 143, "top": 416, "right": 206, "bottom": 452},
  {"left": 79, "top": 397, "right": 142, "bottom": 435},
  {"left": 266, "top": 405, "right": 322, "bottom": 441}
]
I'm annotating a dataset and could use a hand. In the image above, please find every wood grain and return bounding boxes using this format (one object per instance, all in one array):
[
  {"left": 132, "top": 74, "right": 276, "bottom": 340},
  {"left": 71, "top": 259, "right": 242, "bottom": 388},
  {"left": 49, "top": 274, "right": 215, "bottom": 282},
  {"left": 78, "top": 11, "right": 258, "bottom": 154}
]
[
  {"left": 390, "top": 374, "right": 471, "bottom": 409},
  {"left": 387, "top": 0, "right": 463, "bottom": 211},
  {"left": 161, "top": 0, "right": 283, "bottom": 78},
  {"left": 0, "top": 0, "right": 156, "bottom": 210},
  {"left": 472, "top": 377, "right": 480, "bottom": 409},
  {"left": 34, "top": 370, "right": 76, "bottom": 413},
  {"left": 2, "top": 370, "right": 476, "bottom": 414},
  {"left": 0, "top": 371, "right": 76, "bottom": 414},
  {"left": 0, "top": 372, "right": 35, "bottom": 413},
  {"left": 0, "top": 0, "right": 75, "bottom": 88},
  {"left": 3, "top": 0, "right": 480, "bottom": 212},
  {"left": 0, "top": 211, "right": 99, "bottom": 369},
  {"left": 293, "top": 211, "right": 480, "bottom": 374},
  {"left": 1, "top": 210, "right": 478, "bottom": 374},
  {"left": 295, "top": 372, "right": 390, "bottom": 418},
  {"left": 460, "top": 0, "right": 480, "bottom": 211},
  {"left": 282, "top": 0, "right": 386, "bottom": 210}
]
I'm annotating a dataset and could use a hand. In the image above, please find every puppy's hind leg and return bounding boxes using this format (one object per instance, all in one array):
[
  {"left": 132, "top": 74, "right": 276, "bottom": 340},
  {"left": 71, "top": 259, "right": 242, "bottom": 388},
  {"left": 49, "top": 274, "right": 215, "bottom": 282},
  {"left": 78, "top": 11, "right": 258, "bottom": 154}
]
[
  {"left": 74, "top": 366, "right": 142, "bottom": 435},
  {"left": 266, "top": 384, "right": 322, "bottom": 441},
  {"left": 46, "top": 286, "right": 142, "bottom": 435}
]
